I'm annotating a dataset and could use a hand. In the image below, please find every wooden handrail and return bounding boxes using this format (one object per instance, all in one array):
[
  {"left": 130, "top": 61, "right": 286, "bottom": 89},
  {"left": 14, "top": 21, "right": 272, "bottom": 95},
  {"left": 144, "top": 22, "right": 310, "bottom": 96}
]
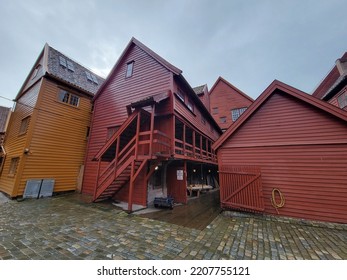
[{"left": 94, "top": 110, "right": 139, "bottom": 160}]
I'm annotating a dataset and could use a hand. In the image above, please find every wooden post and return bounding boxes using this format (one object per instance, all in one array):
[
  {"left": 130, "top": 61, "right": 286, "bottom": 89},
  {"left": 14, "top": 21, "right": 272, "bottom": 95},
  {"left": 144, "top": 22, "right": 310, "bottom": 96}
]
[
  {"left": 183, "top": 123, "right": 186, "bottom": 156},
  {"left": 200, "top": 135, "right": 203, "bottom": 158},
  {"left": 192, "top": 130, "right": 196, "bottom": 158},
  {"left": 149, "top": 104, "right": 155, "bottom": 157},
  {"left": 128, "top": 160, "right": 135, "bottom": 212},
  {"left": 135, "top": 111, "right": 141, "bottom": 158},
  {"left": 94, "top": 159, "right": 101, "bottom": 200},
  {"left": 114, "top": 138, "right": 120, "bottom": 176}
]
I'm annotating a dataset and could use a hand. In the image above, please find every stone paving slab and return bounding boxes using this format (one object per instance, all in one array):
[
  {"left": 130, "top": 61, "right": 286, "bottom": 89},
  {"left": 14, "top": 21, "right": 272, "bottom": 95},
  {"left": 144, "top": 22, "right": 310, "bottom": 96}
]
[{"left": 0, "top": 193, "right": 346, "bottom": 260}]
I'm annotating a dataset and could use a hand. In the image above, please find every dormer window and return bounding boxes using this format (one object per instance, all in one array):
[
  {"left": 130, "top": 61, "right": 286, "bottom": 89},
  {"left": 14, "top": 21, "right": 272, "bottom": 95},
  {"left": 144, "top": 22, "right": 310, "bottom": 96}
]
[
  {"left": 86, "top": 72, "right": 99, "bottom": 85},
  {"left": 126, "top": 61, "right": 134, "bottom": 78},
  {"left": 59, "top": 56, "right": 67, "bottom": 67}
]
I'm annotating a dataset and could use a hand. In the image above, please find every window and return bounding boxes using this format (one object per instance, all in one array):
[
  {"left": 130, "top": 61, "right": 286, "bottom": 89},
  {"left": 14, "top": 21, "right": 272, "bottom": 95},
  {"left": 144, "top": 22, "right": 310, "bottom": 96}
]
[
  {"left": 8, "top": 157, "right": 19, "bottom": 176},
  {"left": 337, "top": 92, "right": 347, "bottom": 109},
  {"left": 212, "top": 107, "right": 218, "bottom": 114},
  {"left": 126, "top": 61, "right": 134, "bottom": 78},
  {"left": 187, "top": 100, "right": 194, "bottom": 112},
  {"left": 58, "top": 90, "right": 80, "bottom": 107},
  {"left": 59, "top": 56, "right": 67, "bottom": 68},
  {"left": 67, "top": 60, "right": 75, "bottom": 72},
  {"left": 220, "top": 117, "right": 226, "bottom": 124},
  {"left": 231, "top": 107, "right": 247, "bottom": 122},
  {"left": 107, "top": 126, "right": 120, "bottom": 140},
  {"left": 86, "top": 71, "right": 98, "bottom": 84},
  {"left": 19, "top": 116, "right": 30, "bottom": 135},
  {"left": 176, "top": 89, "right": 185, "bottom": 102}
]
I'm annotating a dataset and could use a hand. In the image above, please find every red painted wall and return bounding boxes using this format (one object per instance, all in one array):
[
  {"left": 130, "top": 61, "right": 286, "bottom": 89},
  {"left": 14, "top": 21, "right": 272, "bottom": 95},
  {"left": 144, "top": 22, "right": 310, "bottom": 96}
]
[
  {"left": 218, "top": 91, "right": 347, "bottom": 223},
  {"left": 82, "top": 44, "right": 172, "bottom": 194},
  {"left": 209, "top": 78, "right": 253, "bottom": 131}
]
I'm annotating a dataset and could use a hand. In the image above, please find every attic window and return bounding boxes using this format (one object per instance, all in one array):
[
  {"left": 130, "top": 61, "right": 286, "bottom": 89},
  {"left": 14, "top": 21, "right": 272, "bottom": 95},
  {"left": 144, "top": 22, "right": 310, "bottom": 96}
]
[
  {"left": 86, "top": 72, "right": 98, "bottom": 84},
  {"left": 126, "top": 61, "right": 134, "bottom": 78},
  {"left": 212, "top": 107, "right": 218, "bottom": 114},
  {"left": 8, "top": 157, "right": 19, "bottom": 176},
  {"left": 220, "top": 117, "right": 226, "bottom": 124},
  {"left": 59, "top": 56, "right": 67, "bottom": 67},
  {"left": 67, "top": 60, "right": 75, "bottom": 72},
  {"left": 231, "top": 107, "right": 247, "bottom": 122}
]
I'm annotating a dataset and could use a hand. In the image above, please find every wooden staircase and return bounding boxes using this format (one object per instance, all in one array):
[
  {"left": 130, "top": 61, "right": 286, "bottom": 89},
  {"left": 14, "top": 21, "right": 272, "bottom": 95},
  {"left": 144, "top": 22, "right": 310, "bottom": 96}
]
[{"left": 93, "top": 109, "right": 153, "bottom": 211}]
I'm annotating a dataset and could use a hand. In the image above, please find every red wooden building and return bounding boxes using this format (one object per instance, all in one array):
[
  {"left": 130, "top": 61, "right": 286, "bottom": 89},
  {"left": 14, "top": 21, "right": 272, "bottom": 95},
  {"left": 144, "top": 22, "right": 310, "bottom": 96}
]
[
  {"left": 209, "top": 77, "right": 253, "bottom": 131},
  {"left": 82, "top": 38, "right": 222, "bottom": 211},
  {"left": 312, "top": 52, "right": 347, "bottom": 110},
  {"left": 213, "top": 80, "right": 347, "bottom": 224}
]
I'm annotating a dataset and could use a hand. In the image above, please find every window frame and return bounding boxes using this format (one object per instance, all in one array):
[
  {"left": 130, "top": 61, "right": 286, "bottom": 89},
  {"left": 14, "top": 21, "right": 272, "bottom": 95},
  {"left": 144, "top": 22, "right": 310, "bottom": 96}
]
[
  {"left": 220, "top": 116, "right": 227, "bottom": 124},
  {"left": 231, "top": 107, "right": 247, "bottom": 122},
  {"left": 212, "top": 107, "right": 219, "bottom": 114},
  {"left": 125, "top": 61, "right": 134, "bottom": 78},
  {"left": 19, "top": 116, "right": 30, "bottom": 135},
  {"left": 8, "top": 157, "right": 19, "bottom": 177},
  {"left": 57, "top": 90, "right": 80, "bottom": 107}
]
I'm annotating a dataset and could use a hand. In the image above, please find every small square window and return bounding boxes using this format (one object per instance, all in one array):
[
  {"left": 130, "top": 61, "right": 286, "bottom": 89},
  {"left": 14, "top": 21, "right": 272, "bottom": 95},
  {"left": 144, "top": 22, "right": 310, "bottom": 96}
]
[
  {"left": 126, "top": 61, "right": 134, "bottom": 78},
  {"left": 212, "top": 107, "right": 218, "bottom": 114},
  {"left": 19, "top": 116, "right": 30, "bottom": 135},
  {"left": 9, "top": 157, "right": 19, "bottom": 176},
  {"left": 220, "top": 117, "right": 226, "bottom": 124},
  {"left": 107, "top": 126, "right": 120, "bottom": 140}
]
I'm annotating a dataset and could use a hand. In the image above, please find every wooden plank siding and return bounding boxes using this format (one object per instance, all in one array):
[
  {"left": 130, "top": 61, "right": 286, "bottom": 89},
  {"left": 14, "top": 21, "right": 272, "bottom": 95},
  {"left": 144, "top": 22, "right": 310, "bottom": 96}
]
[
  {"left": 15, "top": 78, "right": 92, "bottom": 195},
  {"left": 218, "top": 145, "right": 347, "bottom": 223},
  {"left": 215, "top": 83, "right": 347, "bottom": 223},
  {"left": 209, "top": 77, "right": 253, "bottom": 131},
  {"left": 174, "top": 96, "right": 219, "bottom": 142},
  {"left": 0, "top": 81, "right": 40, "bottom": 196},
  {"left": 82, "top": 44, "right": 172, "bottom": 195},
  {"left": 327, "top": 85, "right": 347, "bottom": 111}
]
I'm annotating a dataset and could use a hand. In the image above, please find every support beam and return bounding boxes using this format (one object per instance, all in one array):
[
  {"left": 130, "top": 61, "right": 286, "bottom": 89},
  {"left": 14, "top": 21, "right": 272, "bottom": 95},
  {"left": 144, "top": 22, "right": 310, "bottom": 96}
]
[{"left": 128, "top": 160, "right": 135, "bottom": 212}]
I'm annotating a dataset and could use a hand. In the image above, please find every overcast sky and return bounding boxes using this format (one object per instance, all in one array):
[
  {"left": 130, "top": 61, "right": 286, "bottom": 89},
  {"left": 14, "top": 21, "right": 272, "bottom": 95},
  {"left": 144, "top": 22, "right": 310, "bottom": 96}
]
[{"left": 0, "top": 0, "right": 346, "bottom": 108}]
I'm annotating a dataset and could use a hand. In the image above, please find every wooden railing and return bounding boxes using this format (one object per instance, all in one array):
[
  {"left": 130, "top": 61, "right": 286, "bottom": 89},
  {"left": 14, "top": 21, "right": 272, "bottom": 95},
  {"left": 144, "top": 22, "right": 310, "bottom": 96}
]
[{"left": 174, "top": 138, "right": 217, "bottom": 162}]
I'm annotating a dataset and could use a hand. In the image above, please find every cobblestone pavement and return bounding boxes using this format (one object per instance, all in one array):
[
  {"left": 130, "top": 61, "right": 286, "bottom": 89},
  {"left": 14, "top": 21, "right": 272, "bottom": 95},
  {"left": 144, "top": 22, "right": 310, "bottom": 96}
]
[{"left": 0, "top": 193, "right": 346, "bottom": 260}]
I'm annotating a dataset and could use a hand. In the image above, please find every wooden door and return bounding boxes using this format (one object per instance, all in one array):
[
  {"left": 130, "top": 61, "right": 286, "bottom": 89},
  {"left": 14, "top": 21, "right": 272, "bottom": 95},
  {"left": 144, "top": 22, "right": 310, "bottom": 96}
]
[{"left": 167, "top": 162, "right": 187, "bottom": 204}]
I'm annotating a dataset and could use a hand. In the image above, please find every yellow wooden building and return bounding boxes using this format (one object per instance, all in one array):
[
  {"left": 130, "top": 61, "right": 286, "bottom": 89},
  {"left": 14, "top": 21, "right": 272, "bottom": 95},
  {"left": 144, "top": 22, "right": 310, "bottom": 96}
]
[{"left": 0, "top": 44, "right": 104, "bottom": 197}]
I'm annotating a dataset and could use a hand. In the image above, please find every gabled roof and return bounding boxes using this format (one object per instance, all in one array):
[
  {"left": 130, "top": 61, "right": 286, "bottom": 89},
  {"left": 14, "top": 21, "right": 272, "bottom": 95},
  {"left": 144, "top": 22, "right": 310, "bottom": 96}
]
[
  {"left": 209, "top": 76, "right": 254, "bottom": 102},
  {"left": 94, "top": 37, "right": 182, "bottom": 101},
  {"left": 312, "top": 52, "right": 347, "bottom": 99},
  {"left": 16, "top": 43, "right": 104, "bottom": 101},
  {"left": 0, "top": 106, "right": 11, "bottom": 133},
  {"left": 193, "top": 84, "right": 207, "bottom": 95},
  {"left": 92, "top": 37, "right": 222, "bottom": 134},
  {"left": 213, "top": 80, "right": 347, "bottom": 151}
]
